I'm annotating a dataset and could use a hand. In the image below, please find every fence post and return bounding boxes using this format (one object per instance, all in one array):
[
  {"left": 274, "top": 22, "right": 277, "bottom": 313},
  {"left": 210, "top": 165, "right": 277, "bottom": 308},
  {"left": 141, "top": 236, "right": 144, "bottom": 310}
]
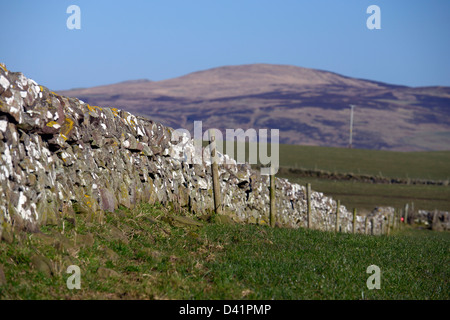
[
  {"left": 393, "top": 209, "right": 397, "bottom": 230},
  {"left": 352, "top": 208, "right": 357, "bottom": 234},
  {"left": 306, "top": 183, "right": 312, "bottom": 229},
  {"left": 386, "top": 214, "right": 391, "bottom": 236},
  {"left": 432, "top": 209, "right": 438, "bottom": 229},
  {"left": 404, "top": 203, "right": 409, "bottom": 225},
  {"left": 209, "top": 129, "right": 222, "bottom": 215},
  {"left": 335, "top": 200, "right": 340, "bottom": 233},
  {"left": 365, "top": 216, "right": 369, "bottom": 234},
  {"left": 270, "top": 171, "right": 276, "bottom": 228}
]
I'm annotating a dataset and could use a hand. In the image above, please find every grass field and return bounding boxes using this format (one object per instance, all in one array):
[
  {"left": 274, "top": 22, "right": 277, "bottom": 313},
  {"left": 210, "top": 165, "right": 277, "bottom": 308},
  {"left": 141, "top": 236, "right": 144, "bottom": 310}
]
[
  {"left": 212, "top": 141, "right": 450, "bottom": 181},
  {"left": 1, "top": 203, "right": 448, "bottom": 300},
  {"left": 277, "top": 144, "right": 450, "bottom": 181},
  {"left": 207, "top": 141, "right": 450, "bottom": 212},
  {"left": 282, "top": 177, "right": 450, "bottom": 212}
]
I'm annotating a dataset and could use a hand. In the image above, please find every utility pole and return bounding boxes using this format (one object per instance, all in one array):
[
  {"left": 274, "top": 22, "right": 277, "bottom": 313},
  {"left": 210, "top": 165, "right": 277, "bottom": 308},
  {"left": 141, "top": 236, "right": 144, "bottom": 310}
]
[{"left": 349, "top": 105, "right": 355, "bottom": 148}]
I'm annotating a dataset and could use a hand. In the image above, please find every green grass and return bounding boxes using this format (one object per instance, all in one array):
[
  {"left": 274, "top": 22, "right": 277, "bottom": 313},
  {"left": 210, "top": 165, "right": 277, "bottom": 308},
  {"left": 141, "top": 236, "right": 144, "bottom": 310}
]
[
  {"left": 281, "top": 176, "right": 450, "bottom": 212},
  {"left": 1, "top": 203, "right": 448, "bottom": 300},
  {"left": 277, "top": 144, "right": 450, "bottom": 181},
  {"left": 205, "top": 140, "right": 450, "bottom": 211},
  {"left": 205, "top": 141, "right": 450, "bottom": 181},
  {"left": 204, "top": 140, "right": 450, "bottom": 211}
]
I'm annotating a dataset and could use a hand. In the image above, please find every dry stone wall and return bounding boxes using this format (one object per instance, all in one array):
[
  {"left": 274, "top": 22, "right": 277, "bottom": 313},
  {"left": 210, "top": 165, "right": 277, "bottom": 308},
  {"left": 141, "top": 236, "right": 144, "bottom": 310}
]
[{"left": 0, "top": 64, "right": 388, "bottom": 235}]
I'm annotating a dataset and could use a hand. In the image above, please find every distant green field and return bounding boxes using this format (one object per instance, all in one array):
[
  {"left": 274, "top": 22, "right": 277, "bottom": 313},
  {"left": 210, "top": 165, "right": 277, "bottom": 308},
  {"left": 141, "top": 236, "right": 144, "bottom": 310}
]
[
  {"left": 283, "top": 176, "right": 450, "bottom": 212},
  {"left": 209, "top": 141, "right": 450, "bottom": 181},
  {"left": 277, "top": 144, "right": 450, "bottom": 181},
  {"left": 204, "top": 141, "right": 450, "bottom": 212},
  {"left": 205, "top": 140, "right": 450, "bottom": 180}
]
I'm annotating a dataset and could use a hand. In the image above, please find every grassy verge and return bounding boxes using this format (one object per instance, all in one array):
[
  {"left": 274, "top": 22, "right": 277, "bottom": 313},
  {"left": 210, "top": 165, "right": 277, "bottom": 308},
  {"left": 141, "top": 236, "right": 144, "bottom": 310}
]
[{"left": 1, "top": 203, "right": 448, "bottom": 300}]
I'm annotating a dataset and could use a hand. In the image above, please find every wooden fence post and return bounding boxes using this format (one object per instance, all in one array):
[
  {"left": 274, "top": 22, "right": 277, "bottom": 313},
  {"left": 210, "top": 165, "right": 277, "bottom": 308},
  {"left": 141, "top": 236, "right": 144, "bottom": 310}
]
[
  {"left": 209, "top": 129, "right": 221, "bottom": 215},
  {"left": 404, "top": 203, "right": 409, "bottom": 225},
  {"left": 364, "top": 216, "right": 369, "bottom": 234},
  {"left": 392, "top": 208, "right": 398, "bottom": 230},
  {"left": 335, "top": 200, "right": 340, "bottom": 233},
  {"left": 270, "top": 171, "right": 276, "bottom": 228},
  {"left": 352, "top": 208, "right": 357, "bottom": 234},
  {"left": 432, "top": 209, "right": 438, "bottom": 229},
  {"left": 306, "top": 183, "right": 312, "bottom": 229},
  {"left": 386, "top": 214, "right": 391, "bottom": 236}
]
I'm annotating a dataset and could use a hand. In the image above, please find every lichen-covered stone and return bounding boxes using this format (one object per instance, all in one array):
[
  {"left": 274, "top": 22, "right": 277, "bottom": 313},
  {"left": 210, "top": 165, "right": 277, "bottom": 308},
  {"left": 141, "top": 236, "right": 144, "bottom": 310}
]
[
  {"left": 1, "top": 223, "right": 14, "bottom": 244},
  {"left": 0, "top": 264, "right": 7, "bottom": 286},
  {"left": 97, "top": 267, "right": 120, "bottom": 278},
  {"left": 76, "top": 233, "right": 95, "bottom": 248},
  {"left": 30, "top": 255, "right": 53, "bottom": 277}
]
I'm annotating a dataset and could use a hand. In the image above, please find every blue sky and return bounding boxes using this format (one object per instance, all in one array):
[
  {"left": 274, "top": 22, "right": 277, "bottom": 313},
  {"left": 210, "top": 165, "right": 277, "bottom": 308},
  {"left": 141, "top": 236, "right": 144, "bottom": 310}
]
[{"left": 1, "top": 0, "right": 449, "bottom": 90}]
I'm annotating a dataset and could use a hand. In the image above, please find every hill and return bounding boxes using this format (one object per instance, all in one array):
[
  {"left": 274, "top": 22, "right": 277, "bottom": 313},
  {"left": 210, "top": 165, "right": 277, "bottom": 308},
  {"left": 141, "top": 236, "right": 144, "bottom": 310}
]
[{"left": 59, "top": 64, "right": 450, "bottom": 151}]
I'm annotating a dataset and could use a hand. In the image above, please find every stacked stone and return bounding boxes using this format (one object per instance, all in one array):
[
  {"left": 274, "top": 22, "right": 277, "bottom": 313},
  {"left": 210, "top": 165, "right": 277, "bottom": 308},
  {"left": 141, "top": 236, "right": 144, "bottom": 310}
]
[{"left": 1, "top": 63, "right": 387, "bottom": 234}]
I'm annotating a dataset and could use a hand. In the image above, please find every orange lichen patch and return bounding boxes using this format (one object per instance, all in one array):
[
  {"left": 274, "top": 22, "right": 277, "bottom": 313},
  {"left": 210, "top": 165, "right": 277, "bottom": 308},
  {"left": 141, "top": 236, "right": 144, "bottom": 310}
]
[
  {"left": 110, "top": 108, "right": 119, "bottom": 117},
  {"left": 84, "top": 195, "right": 92, "bottom": 207},
  {"left": 39, "top": 86, "right": 44, "bottom": 92},
  {"left": 60, "top": 133, "right": 68, "bottom": 141},
  {"left": 46, "top": 121, "right": 60, "bottom": 128},
  {"left": 50, "top": 91, "right": 60, "bottom": 96},
  {"left": 0, "top": 63, "right": 8, "bottom": 72},
  {"left": 87, "top": 104, "right": 103, "bottom": 113},
  {"left": 61, "top": 118, "right": 74, "bottom": 137}
]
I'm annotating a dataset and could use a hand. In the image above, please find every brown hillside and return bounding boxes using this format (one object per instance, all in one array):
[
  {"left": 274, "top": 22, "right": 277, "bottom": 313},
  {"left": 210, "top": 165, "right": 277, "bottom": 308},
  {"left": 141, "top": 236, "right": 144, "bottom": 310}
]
[{"left": 59, "top": 64, "right": 450, "bottom": 151}]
